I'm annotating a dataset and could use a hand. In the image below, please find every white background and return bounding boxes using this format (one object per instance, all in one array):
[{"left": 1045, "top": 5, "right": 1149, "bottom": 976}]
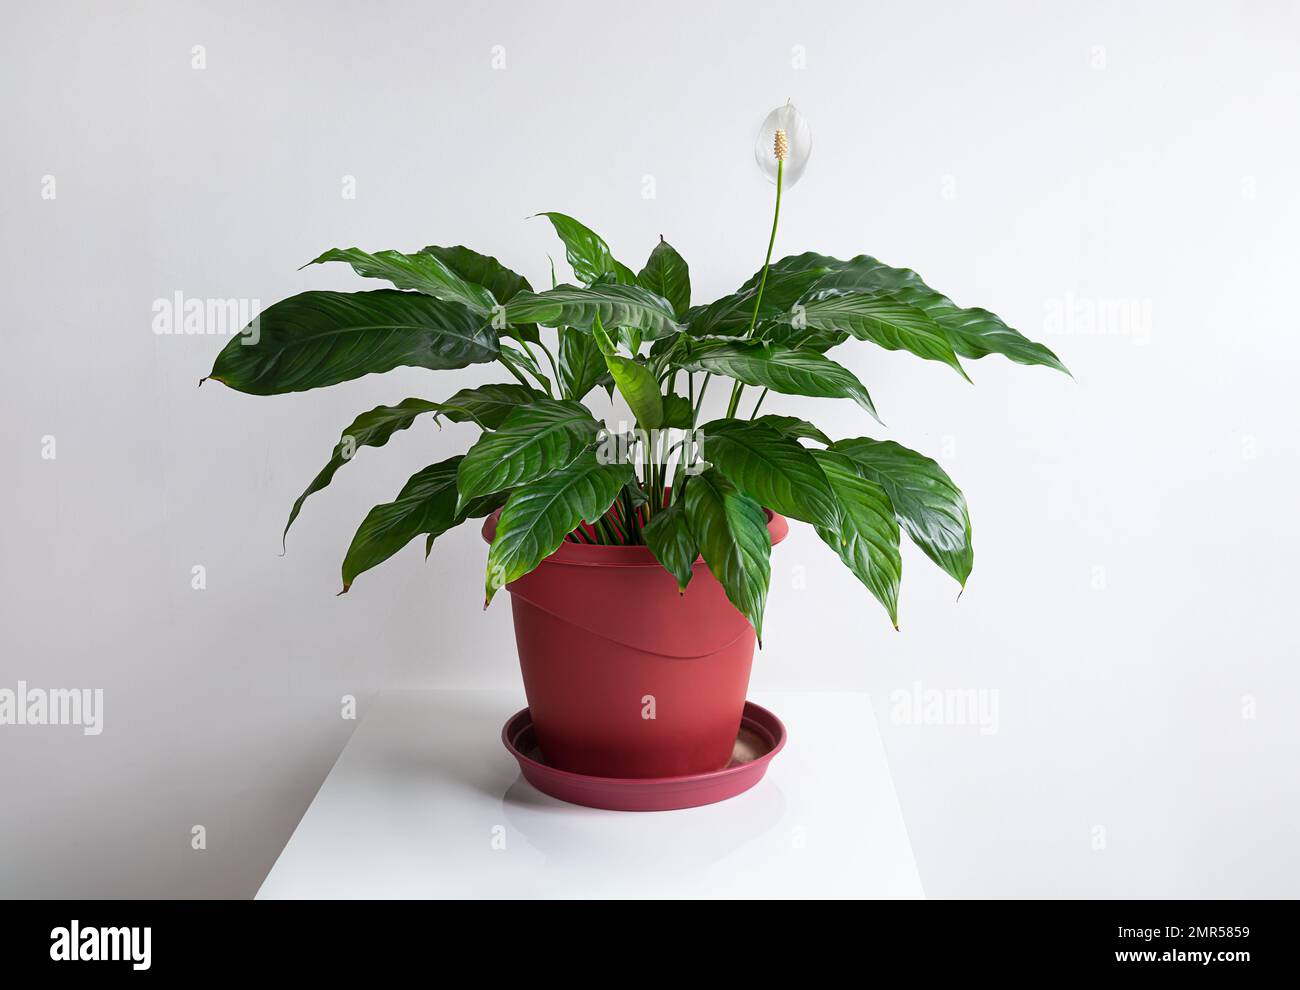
[{"left": 2, "top": 0, "right": 1297, "bottom": 898}]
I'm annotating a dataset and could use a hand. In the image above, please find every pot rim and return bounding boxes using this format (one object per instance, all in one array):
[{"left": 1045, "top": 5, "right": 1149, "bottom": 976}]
[{"left": 480, "top": 505, "right": 789, "bottom": 568}]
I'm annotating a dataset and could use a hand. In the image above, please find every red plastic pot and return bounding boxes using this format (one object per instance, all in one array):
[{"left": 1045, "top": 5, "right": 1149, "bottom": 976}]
[{"left": 482, "top": 508, "right": 788, "bottom": 779}]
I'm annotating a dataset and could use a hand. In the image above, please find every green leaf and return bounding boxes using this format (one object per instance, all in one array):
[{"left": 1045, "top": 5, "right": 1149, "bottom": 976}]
[
  {"left": 688, "top": 265, "right": 833, "bottom": 337},
  {"left": 284, "top": 398, "right": 445, "bottom": 546},
  {"left": 498, "top": 341, "right": 552, "bottom": 393},
  {"left": 558, "top": 327, "right": 610, "bottom": 400},
  {"left": 307, "top": 248, "right": 495, "bottom": 315},
  {"left": 684, "top": 468, "right": 772, "bottom": 642},
  {"left": 536, "top": 212, "right": 637, "bottom": 286},
  {"left": 616, "top": 326, "right": 643, "bottom": 355},
  {"left": 644, "top": 499, "right": 699, "bottom": 592},
  {"left": 594, "top": 315, "right": 664, "bottom": 430},
  {"left": 421, "top": 244, "right": 538, "bottom": 343},
  {"left": 698, "top": 418, "right": 838, "bottom": 528},
  {"left": 661, "top": 392, "right": 694, "bottom": 429},
  {"left": 437, "top": 383, "right": 546, "bottom": 430},
  {"left": 750, "top": 415, "right": 831, "bottom": 445},
  {"left": 830, "top": 437, "right": 973, "bottom": 587},
  {"left": 807, "top": 257, "right": 1069, "bottom": 374},
  {"left": 647, "top": 332, "right": 687, "bottom": 378},
  {"left": 755, "top": 323, "right": 848, "bottom": 353},
  {"left": 604, "top": 353, "right": 664, "bottom": 429},
  {"left": 622, "top": 477, "right": 649, "bottom": 508},
  {"left": 505, "top": 283, "right": 682, "bottom": 340},
  {"left": 205, "top": 290, "right": 498, "bottom": 395},
  {"left": 637, "top": 237, "right": 691, "bottom": 320},
  {"left": 739, "top": 252, "right": 1067, "bottom": 373},
  {"left": 341, "top": 457, "right": 467, "bottom": 592},
  {"left": 285, "top": 387, "right": 540, "bottom": 547},
  {"left": 420, "top": 245, "right": 532, "bottom": 304},
  {"left": 426, "top": 490, "right": 505, "bottom": 559},
  {"left": 737, "top": 252, "right": 842, "bottom": 291},
  {"left": 457, "top": 398, "right": 602, "bottom": 503},
  {"left": 810, "top": 449, "right": 902, "bottom": 627},
  {"left": 794, "top": 290, "right": 969, "bottom": 379},
  {"left": 486, "top": 450, "right": 635, "bottom": 603},
  {"left": 674, "top": 339, "right": 880, "bottom": 421}
]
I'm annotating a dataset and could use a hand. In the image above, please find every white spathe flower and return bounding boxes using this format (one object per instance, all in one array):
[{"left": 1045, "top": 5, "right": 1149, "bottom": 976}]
[{"left": 754, "top": 101, "right": 811, "bottom": 187}]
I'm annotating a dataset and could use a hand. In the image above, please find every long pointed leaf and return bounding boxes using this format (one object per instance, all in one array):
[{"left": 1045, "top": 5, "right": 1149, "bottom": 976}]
[
  {"left": 594, "top": 315, "right": 663, "bottom": 429},
  {"left": 421, "top": 244, "right": 539, "bottom": 343},
  {"left": 684, "top": 468, "right": 771, "bottom": 642},
  {"left": 808, "top": 257, "right": 1068, "bottom": 374},
  {"left": 205, "top": 290, "right": 498, "bottom": 395},
  {"left": 831, "top": 437, "right": 973, "bottom": 587},
  {"left": 285, "top": 386, "right": 541, "bottom": 546},
  {"left": 699, "top": 418, "right": 837, "bottom": 528},
  {"left": 498, "top": 341, "right": 552, "bottom": 393},
  {"left": 688, "top": 266, "right": 832, "bottom": 337},
  {"left": 644, "top": 500, "right": 699, "bottom": 592},
  {"left": 457, "top": 399, "right": 602, "bottom": 502},
  {"left": 341, "top": 456, "right": 496, "bottom": 592},
  {"left": 637, "top": 237, "right": 691, "bottom": 320},
  {"left": 737, "top": 252, "right": 841, "bottom": 292},
  {"left": 284, "top": 398, "right": 444, "bottom": 546},
  {"left": 558, "top": 327, "right": 610, "bottom": 400},
  {"left": 810, "top": 448, "right": 902, "bottom": 627},
  {"left": 536, "top": 212, "right": 637, "bottom": 285},
  {"left": 751, "top": 415, "right": 831, "bottom": 445},
  {"left": 306, "top": 248, "right": 495, "bottom": 314},
  {"left": 794, "top": 290, "right": 969, "bottom": 379},
  {"left": 505, "top": 283, "right": 682, "bottom": 340},
  {"left": 437, "top": 383, "right": 545, "bottom": 430},
  {"left": 674, "top": 339, "right": 879, "bottom": 421},
  {"left": 419, "top": 245, "right": 532, "bottom": 303},
  {"left": 485, "top": 451, "right": 634, "bottom": 603},
  {"left": 738, "top": 252, "right": 1067, "bottom": 373}
]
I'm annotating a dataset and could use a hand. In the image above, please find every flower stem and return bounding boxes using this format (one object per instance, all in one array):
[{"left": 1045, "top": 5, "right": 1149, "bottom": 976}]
[
  {"left": 746, "top": 158, "right": 784, "bottom": 334},
  {"left": 726, "top": 157, "right": 784, "bottom": 418}
]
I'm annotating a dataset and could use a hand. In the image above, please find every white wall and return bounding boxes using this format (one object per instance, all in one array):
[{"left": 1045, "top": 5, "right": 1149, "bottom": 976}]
[{"left": 1, "top": 0, "right": 1296, "bottom": 898}]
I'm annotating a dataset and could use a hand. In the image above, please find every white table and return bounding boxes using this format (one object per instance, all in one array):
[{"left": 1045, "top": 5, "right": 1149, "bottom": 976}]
[{"left": 258, "top": 689, "right": 923, "bottom": 899}]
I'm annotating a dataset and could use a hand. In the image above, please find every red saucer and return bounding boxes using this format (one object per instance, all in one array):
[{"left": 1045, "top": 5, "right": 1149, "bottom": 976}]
[{"left": 501, "top": 702, "right": 787, "bottom": 812}]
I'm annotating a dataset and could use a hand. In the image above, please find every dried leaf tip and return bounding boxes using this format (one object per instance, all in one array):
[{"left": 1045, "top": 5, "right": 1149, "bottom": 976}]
[{"left": 773, "top": 128, "right": 789, "bottom": 162}]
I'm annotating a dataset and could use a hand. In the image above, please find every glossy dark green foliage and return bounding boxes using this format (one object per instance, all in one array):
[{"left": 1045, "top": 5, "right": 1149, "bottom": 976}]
[{"left": 207, "top": 214, "right": 1062, "bottom": 632}]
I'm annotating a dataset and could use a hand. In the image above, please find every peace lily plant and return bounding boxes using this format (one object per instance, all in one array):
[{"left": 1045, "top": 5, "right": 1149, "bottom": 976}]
[{"left": 205, "top": 103, "right": 1067, "bottom": 640}]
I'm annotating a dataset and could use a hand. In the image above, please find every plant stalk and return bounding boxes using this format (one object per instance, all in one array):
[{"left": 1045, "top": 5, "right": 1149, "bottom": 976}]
[
  {"left": 692, "top": 373, "right": 712, "bottom": 425},
  {"left": 725, "top": 157, "right": 784, "bottom": 418},
  {"left": 499, "top": 356, "right": 533, "bottom": 391},
  {"left": 536, "top": 335, "right": 562, "bottom": 395}
]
